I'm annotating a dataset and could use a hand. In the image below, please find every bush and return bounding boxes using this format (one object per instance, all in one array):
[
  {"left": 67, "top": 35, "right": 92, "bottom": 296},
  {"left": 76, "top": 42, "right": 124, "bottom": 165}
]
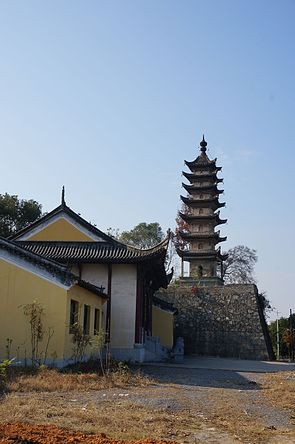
[{"left": 0, "top": 359, "right": 13, "bottom": 391}]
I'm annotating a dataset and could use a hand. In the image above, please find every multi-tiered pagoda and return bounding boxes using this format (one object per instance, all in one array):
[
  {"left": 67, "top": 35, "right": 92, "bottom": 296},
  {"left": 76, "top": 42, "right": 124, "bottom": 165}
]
[{"left": 177, "top": 136, "right": 227, "bottom": 284}]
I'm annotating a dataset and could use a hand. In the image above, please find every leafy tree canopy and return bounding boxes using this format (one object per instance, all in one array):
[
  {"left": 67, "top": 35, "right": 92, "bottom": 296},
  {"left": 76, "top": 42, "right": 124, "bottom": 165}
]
[
  {"left": 268, "top": 314, "right": 295, "bottom": 359},
  {"left": 119, "top": 222, "right": 165, "bottom": 249},
  {"left": 222, "top": 245, "right": 257, "bottom": 284},
  {"left": 0, "top": 193, "right": 42, "bottom": 238}
]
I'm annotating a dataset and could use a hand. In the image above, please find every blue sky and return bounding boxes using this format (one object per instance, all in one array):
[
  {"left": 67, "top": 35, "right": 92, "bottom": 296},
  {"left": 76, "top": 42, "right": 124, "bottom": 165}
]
[{"left": 0, "top": 1, "right": 294, "bottom": 319}]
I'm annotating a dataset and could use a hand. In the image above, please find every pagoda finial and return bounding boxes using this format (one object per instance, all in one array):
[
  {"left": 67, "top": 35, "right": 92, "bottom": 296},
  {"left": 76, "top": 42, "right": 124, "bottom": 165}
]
[
  {"left": 200, "top": 134, "right": 207, "bottom": 153},
  {"left": 61, "top": 186, "right": 66, "bottom": 206}
]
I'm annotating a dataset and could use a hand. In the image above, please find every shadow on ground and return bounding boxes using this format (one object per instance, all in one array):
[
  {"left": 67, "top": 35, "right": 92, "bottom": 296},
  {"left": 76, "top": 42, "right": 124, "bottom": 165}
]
[{"left": 138, "top": 365, "right": 261, "bottom": 390}]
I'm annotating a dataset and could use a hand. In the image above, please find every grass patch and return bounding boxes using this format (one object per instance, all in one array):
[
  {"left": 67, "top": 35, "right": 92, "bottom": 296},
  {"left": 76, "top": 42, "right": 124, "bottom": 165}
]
[
  {"left": 0, "top": 393, "right": 201, "bottom": 441},
  {"left": 262, "top": 371, "right": 295, "bottom": 420},
  {"left": 5, "top": 361, "right": 153, "bottom": 393}
]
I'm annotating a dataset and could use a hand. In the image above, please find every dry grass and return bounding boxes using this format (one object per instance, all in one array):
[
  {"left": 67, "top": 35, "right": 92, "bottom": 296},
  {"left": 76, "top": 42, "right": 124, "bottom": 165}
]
[
  {"left": 262, "top": 371, "right": 295, "bottom": 420},
  {"left": 0, "top": 393, "right": 202, "bottom": 441},
  {"left": 204, "top": 388, "right": 277, "bottom": 443},
  {"left": 1, "top": 368, "right": 295, "bottom": 443},
  {"left": 5, "top": 367, "right": 153, "bottom": 393}
]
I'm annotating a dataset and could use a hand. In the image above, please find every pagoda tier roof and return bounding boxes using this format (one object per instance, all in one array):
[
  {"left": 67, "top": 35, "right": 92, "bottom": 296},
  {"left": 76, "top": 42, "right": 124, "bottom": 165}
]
[
  {"left": 185, "top": 160, "right": 222, "bottom": 173},
  {"left": 178, "top": 211, "right": 227, "bottom": 225},
  {"left": 176, "top": 247, "right": 228, "bottom": 262},
  {"left": 181, "top": 196, "right": 226, "bottom": 210},
  {"left": 179, "top": 231, "right": 227, "bottom": 243},
  {"left": 184, "top": 153, "right": 217, "bottom": 170},
  {"left": 16, "top": 238, "right": 170, "bottom": 264},
  {"left": 182, "top": 183, "right": 224, "bottom": 194},
  {"left": 182, "top": 171, "right": 223, "bottom": 183}
]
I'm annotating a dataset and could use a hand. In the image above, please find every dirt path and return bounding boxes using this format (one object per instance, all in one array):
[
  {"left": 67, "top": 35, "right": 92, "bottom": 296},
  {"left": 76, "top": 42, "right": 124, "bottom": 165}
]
[{"left": 0, "top": 366, "right": 294, "bottom": 443}]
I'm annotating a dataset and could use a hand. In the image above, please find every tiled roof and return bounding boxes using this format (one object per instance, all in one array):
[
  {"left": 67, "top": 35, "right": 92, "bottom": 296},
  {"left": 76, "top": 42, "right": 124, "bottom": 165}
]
[
  {"left": 0, "top": 237, "right": 107, "bottom": 298},
  {"left": 0, "top": 237, "right": 73, "bottom": 284},
  {"left": 16, "top": 238, "right": 169, "bottom": 263},
  {"left": 153, "top": 296, "right": 178, "bottom": 315}
]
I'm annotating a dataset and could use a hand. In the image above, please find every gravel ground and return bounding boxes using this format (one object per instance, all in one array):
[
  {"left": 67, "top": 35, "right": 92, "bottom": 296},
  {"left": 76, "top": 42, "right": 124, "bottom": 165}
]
[{"left": 0, "top": 365, "right": 294, "bottom": 444}]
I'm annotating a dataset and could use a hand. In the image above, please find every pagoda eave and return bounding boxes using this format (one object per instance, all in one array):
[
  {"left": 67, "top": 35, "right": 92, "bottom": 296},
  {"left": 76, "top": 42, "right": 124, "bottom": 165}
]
[
  {"left": 180, "top": 196, "right": 226, "bottom": 209},
  {"left": 184, "top": 159, "right": 217, "bottom": 172},
  {"left": 178, "top": 212, "right": 227, "bottom": 225},
  {"left": 182, "top": 183, "right": 224, "bottom": 194},
  {"left": 182, "top": 171, "right": 223, "bottom": 183},
  {"left": 177, "top": 248, "right": 227, "bottom": 262},
  {"left": 179, "top": 232, "right": 227, "bottom": 244}
]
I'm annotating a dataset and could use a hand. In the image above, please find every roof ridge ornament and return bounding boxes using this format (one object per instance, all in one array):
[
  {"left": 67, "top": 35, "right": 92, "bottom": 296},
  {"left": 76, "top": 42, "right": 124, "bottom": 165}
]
[
  {"left": 200, "top": 134, "right": 207, "bottom": 153},
  {"left": 61, "top": 186, "right": 66, "bottom": 206}
]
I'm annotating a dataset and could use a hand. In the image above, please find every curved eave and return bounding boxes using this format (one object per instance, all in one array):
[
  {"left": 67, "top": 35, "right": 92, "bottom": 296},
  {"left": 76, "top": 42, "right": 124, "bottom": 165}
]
[
  {"left": 177, "top": 248, "right": 228, "bottom": 261},
  {"left": 182, "top": 171, "right": 223, "bottom": 183},
  {"left": 184, "top": 158, "right": 217, "bottom": 172},
  {"left": 16, "top": 238, "right": 170, "bottom": 264},
  {"left": 182, "top": 183, "right": 224, "bottom": 194},
  {"left": 178, "top": 212, "right": 227, "bottom": 225},
  {"left": 180, "top": 196, "right": 226, "bottom": 209},
  {"left": 185, "top": 165, "right": 222, "bottom": 174},
  {"left": 179, "top": 232, "right": 227, "bottom": 243}
]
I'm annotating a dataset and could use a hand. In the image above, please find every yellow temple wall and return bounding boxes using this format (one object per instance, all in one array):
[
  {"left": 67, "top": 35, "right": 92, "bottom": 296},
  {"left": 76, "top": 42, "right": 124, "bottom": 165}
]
[
  {"left": 64, "top": 285, "right": 106, "bottom": 360},
  {"left": 26, "top": 218, "right": 94, "bottom": 242},
  {"left": 0, "top": 258, "right": 106, "bottom": 364},
  {"left": 0, "top": 258, "right": 67, "bottom": 363},
  {"left": 152, "top": 306, "right": 174, "bottom": 348}
]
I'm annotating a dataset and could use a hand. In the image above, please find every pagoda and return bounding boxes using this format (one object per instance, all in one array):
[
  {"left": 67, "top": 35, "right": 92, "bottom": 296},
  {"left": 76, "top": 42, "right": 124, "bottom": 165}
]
[{"left": 177, "top": 136, "right": 228, "bottom": 284}]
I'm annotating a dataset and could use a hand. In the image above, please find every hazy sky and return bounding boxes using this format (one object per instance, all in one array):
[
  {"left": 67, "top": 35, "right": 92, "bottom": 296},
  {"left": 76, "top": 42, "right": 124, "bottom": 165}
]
[{"left": 0, "top": 1, "right": 294, "bottom": 319}]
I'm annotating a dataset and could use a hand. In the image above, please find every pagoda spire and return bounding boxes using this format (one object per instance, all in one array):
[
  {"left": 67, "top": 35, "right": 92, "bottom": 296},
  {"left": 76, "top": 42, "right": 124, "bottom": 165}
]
[{"left": 200, "top": 134, "right": 207, "bottom": 153}]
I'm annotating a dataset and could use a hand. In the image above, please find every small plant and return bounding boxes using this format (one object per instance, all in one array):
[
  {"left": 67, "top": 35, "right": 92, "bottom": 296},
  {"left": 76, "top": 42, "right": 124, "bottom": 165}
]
[
  {"left": 0, "top": 358, "right": 14, "bottom": 391},
  {"left": 42, "top": 327, "right": 54, "bottom": 365},
  {"left": 71, "top": 323, "right": 91, "bottom": 364},
  {"left": 90, "top": 329, "right": 112, "bottom": 375},
  {"left": 23, "top": 301, "right": 44, "bottom": 366}
]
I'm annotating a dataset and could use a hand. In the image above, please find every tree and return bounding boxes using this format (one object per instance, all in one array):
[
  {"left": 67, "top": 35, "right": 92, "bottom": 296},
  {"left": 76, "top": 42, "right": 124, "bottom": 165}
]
[
  {"left": 0, "top": 193, "right": 42, "bottom": 237},
  {"left": 222, "top": 245, "right": 257, "bottom": 284},
  {"left": 268, "top": 314, "right": 295, "bottom": 359},
  {"left": 119, "top": 222, "right": 164, "bottom": 249},
  {"left": 174, "top": 202, "right": 190, "bottom": 250}
]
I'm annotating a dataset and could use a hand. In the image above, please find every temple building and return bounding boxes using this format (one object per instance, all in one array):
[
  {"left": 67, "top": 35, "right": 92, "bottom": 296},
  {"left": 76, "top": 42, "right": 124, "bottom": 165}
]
[
  {"left": 177, "top": 136, "right": 228, "bottom": 284},
  {"left": 0, "top": 194, "right": 175, "bottom": 365}
]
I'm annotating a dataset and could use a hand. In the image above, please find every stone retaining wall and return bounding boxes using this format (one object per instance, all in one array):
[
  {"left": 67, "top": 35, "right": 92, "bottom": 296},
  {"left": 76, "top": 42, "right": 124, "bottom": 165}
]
[{"left": 156, "top": 283, "right": 273, "bottom": 360}]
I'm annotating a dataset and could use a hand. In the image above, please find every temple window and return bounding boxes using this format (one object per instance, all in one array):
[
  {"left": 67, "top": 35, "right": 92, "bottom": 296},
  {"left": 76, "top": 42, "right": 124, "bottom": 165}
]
[
  {"left": 94, "top": 308, "right": 101, "bottom": 334},
  {"left": 69, "top": 300, "right": 79, "bottom": 333},
  {"left": 83, "top": 304, "right": 91, "bottom": 335}
]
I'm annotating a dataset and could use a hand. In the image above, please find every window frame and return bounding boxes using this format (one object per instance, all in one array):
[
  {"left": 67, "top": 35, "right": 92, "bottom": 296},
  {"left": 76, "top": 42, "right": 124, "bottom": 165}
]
[{"left": 69, "top": 299, "right": 79, "bottom": 334}]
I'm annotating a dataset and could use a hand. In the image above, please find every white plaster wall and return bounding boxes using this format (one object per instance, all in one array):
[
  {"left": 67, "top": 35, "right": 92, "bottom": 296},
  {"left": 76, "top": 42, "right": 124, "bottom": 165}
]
[
  {"left": 81, "top": 264, "right": 108, "bottom": 290},
  {"left": 110, "top": 264, "right": 137, "bottom": 348}
]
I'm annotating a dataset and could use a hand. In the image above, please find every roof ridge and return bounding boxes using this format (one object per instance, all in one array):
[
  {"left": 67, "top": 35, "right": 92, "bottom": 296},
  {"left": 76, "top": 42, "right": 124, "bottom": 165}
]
[{"left": 9, "top": 203, "right": 121, "bottom": 244}]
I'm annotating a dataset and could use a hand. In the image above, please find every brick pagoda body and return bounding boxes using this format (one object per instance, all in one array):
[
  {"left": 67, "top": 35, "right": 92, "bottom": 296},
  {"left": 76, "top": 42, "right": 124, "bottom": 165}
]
[{"left": 177, "top": 136, "right": 228, "bottom": 285}]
